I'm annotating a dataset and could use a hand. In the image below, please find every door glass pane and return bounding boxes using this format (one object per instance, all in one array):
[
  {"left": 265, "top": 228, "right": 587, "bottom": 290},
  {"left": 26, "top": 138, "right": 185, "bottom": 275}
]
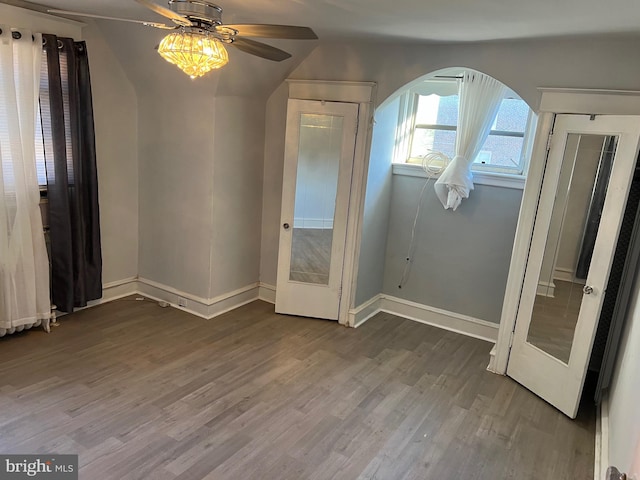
[
  {"left": 289, "top": 114, "right": 344, "bottom": 284},
  {"left": 527, "top": 134, "right": 617, "bottom": 363}
]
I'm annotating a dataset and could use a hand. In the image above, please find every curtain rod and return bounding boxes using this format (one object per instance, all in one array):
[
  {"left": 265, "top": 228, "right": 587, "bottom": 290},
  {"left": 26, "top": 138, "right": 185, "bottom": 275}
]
[
  {"left": 0, "top": 29, "right": 64, "bottom": 48},
  {"left": 0, "top": 29, "right": 30, "bottom": 40}
]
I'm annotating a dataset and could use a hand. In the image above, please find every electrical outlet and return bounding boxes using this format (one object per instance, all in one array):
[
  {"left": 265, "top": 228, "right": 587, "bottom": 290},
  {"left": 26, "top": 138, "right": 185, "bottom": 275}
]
[{"left": 178, "top": 297, "right": 187, "bottom": 308}]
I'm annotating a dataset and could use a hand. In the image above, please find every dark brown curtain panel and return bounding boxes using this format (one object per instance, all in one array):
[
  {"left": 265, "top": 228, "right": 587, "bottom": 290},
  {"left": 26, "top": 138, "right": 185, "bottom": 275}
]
[{"left": 40, "top": 34, "right": 102, "bottom": 313}]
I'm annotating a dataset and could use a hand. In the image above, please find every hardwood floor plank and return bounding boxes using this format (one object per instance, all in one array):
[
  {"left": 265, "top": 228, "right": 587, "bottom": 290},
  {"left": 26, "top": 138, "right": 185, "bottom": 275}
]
[{"left": 0, "top": 298, "right": 595, "bottom": 479}]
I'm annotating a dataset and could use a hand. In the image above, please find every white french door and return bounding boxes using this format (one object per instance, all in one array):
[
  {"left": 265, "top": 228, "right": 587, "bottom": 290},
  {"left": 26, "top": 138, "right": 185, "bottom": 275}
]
[
  {"left": 275, "top": 99, "right": 359, "bottom": 320},
  {"left": 508, "top": 114, "right": 640, "bottom": 418}
]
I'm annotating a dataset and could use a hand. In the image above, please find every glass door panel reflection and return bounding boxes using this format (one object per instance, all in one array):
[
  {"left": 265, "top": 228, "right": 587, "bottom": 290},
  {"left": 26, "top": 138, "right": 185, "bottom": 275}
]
[
  {"left": 526, "top": 134, "right": 617, "bottom": 363},
  {"left": 289, "top": 114, "right": 344, "bottom": 284}
]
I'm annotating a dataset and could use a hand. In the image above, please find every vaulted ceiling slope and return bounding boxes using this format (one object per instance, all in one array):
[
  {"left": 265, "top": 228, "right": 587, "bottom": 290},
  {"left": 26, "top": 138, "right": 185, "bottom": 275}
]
[{"left": 24, "top": 0, "right": 640, "bottom": 42}]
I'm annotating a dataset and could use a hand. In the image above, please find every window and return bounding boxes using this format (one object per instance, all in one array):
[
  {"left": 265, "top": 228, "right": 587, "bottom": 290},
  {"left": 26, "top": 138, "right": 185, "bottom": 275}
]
[
  {"left": 36, "top": 43, "right": 73, "bottom": 188},
  {"left": 35, "top": 103, "right": 47, "bottom": 187},
  {"left": 396, "top": 77, "right": 536, "bottom": 176}
]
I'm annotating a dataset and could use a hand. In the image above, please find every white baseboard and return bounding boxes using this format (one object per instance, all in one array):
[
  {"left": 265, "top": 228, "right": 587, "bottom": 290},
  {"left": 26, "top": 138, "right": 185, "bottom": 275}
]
[
  {"left": 293, "top": 218, "right": 334, "bottom": 229},
  {"left": 486, "top": 345, "right": 502, "bottom": 374},
  {"left": 537, "top": 280, "right": 556, "bottom": 298},
  {"left": 100, "top": 277, "right": 139, "bottom": 303},
  {"left": 595, "top": 395, "right": 609, "bottom": 480},
  {"left": 55, "top": 277, "right": 138, "bottom": 316},
  {"left": 381, "top": 295, "right": 499, "bottom": 343},
  {"left": 347, "top": 293, "right": 498, "bottom": 343},
  {"left": 348, "top": 294, "right": 382, "bottom": 327},
  {"left": 258, "top": 283, "right": 276, "bottom": 304},
  {"left": 554, "top": 267, "right": 587, "bottom": 285},
  {"left": 137, "top": 278, "right": 260, "bottom": 320},
  {"left": 45, "top": 277, "right": 263, "bottom": 322}
]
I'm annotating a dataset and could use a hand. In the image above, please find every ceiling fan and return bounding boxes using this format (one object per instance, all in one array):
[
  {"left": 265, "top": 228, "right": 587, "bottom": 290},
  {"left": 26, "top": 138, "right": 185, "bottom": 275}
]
[{"left": 48, "top": 0, "right": 318, "bottom": 78}]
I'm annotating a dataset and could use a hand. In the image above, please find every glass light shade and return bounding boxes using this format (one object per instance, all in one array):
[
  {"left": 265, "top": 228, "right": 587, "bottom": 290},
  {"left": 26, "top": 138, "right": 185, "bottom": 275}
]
[{"left": 158, "top": 31, "right": 229, "bottom": 78}]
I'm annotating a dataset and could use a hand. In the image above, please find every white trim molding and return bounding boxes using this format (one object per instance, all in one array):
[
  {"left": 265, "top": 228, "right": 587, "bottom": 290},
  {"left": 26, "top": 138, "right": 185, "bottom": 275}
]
[
  {"left": 287, "top": 80, "right": 377, "bottom": 104},
  {"left": 539, "top": 88, "right": 640, "bottom": 115},
  {"left": 137, "top": 278, "right": 260, "bottom": 320},
  {"left": 392, "top": 163, "right": 526, "bottom": 190},
  {"left": 57, "top": 277, "right": 138, "bottom": 317},
  {"left": 55, "top": 277, "right": 266, "bottom": 321},
  {"left": 258, "top": 283, "right": 276, "bottom": 304},
  {"left": 491, "top": 112, "right": 556, "bottom": 374},
  {"left": 536, "top": 280, "right": 556, "bottom": 298},
  {"left": 595, "top": 395, "right": 610, "bottom": 480},
  {"left": 284, "top": 79, "right": 377, "bottom": 326},
  {"left": 554, "top": 267, "right": 586, "bottom": 285},
  {"left": 100, "top": 277, "right": 138, "bottom": 303},
  {"left": 293, "top": 218, "right": 334, "bottom": 229},
  {"left": 348, "top": 294, "right": 383, "bottom": 327},
  {"left": 381, "top": 295, "right": 499, "bottom": 343},
  {"left": 348, "top": 294, "right": 498, "bottom": 343},
  {"left": 494, "top": 89, "right": 640, "bottom": 377}
]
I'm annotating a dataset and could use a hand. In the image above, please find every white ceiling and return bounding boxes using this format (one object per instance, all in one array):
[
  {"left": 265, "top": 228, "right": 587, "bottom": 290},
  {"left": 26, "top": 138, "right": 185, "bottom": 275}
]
[{"left": 29, "top": 0, "right": 640, "bottom": 42}]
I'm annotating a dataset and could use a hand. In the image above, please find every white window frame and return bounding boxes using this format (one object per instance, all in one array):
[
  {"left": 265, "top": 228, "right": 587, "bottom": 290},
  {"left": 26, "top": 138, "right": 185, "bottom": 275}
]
[{"left": 393, "top": 79, "right": 537, "bottom": 188}]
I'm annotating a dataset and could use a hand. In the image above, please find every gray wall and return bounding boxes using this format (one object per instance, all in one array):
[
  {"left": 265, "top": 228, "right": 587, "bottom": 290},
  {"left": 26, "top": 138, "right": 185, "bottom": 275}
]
[
  {"left": 137, "top": 90, "right": 216, "bottom": 298},
  {"left": 90, "top": 15, "right": 306, "bottom": 302},
  {"left": 259, "top": 83, "right": 289, "bottom": 287},
  {"left": 84, "top": 24, "right": 139, "bottom": 285},
  {"left": 260, "top": 33, "right": 640, "bottom": 309},
  {"left": 210, "top": 96, "right": 265, "bottom": 298},
  {"left": 290, "top": 35, "right": 640, "bottom": 112},
  {"left": 137, "top": 90, "right": 265, "bottom": 300},
  {"left": 383, "top": 176, "right": 522, "bottom": 323},
  {"left": 353, "top": 97, "right": 397, "bottom": 306},
  {"left": 608, "top": 274, "right": 640, "bottom": 476}
]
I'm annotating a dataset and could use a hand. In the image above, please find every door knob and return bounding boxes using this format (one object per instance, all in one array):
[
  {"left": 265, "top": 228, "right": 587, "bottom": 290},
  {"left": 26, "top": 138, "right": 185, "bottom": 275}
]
[
  {"left": 283, "top": 223, "right": 290, "bottom": 230},
  {"left": 583, "top": 285, "right": 594, "bottom": 295},
  {"left": 606, "top": 466, "right": 627, "bottom": 480}
]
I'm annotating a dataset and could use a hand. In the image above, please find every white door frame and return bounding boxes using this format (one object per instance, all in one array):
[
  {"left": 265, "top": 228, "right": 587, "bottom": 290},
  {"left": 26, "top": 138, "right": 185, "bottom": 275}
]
[
  {"left": 276, "top": 99, "right": 359, "bottom": 320},
  {"left": 286, "top": 80, "right": 377, "bottom": 325},
  {"left": 509, "top": 114, "right": 640, "bottom": 418},
  {"left": 490, "top": 88, "right": 640, "bottom": 375}
]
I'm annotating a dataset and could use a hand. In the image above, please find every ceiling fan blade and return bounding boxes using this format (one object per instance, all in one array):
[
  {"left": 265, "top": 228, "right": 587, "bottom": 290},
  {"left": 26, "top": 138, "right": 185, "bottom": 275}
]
[
  {"left": 230, "top": 38, "right": 292, "bottom": 62},
  {"left": 222, "top": 24, "right": 318, "bottom": 40},
  {"left": 134, "top": 0, "right": 191, "bottom": 27},
  {"left": 47, "top": 9, "right": 177, "bottom": 29}
]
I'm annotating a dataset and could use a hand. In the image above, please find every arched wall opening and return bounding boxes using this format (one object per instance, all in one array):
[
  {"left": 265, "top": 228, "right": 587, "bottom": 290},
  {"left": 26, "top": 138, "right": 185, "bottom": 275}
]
[
  {"left": 354, "top": 67, "right": 531, "bottom": 337},
  {"left": 378, "top": 66, "right": 536, "bottom": 111}
]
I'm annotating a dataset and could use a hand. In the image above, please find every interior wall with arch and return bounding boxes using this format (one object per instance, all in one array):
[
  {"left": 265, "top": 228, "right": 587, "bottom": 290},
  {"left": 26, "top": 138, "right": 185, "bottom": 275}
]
[
  {"left": 259, "top": 34, "right": 640, "bottom": 324},
  {"left": 354, "top": 68, "right": 524, "bottom": 323}
]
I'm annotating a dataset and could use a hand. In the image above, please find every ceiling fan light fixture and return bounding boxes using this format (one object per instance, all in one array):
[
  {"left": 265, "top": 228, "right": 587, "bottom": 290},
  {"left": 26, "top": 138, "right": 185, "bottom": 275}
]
[{"left": 158, "top": 31, "right": 229, "bottom": 78}]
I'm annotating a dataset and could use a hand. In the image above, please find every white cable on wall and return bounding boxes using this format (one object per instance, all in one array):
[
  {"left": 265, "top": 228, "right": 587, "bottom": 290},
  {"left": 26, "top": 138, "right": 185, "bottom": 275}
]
[{"left": 398, "top": 151, "right": 451, "bottom": 289}]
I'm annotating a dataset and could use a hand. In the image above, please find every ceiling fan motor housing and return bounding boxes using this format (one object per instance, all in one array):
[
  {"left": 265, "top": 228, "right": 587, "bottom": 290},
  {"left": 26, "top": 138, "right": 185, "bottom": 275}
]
[{"left": 168, "top": 0, "right": 223, "bottom": 25}]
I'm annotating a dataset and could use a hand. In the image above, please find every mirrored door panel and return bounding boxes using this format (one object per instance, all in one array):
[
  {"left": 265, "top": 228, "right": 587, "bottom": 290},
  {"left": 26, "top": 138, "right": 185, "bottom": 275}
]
[
  {"left": 527, "top": 133, "right": 617, "bottom": 363},
  {"left": 289, "top": 114, "right": 344, "bottom": 284}
]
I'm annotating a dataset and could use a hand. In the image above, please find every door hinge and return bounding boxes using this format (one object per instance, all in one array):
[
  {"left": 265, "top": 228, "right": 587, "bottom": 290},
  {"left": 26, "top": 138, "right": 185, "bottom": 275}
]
[
  {"left": 546, "top": 132, "right": 554, "bottom": 151},
  {"left": 508, "top": 330, "right": 515, "bottom": 348}
]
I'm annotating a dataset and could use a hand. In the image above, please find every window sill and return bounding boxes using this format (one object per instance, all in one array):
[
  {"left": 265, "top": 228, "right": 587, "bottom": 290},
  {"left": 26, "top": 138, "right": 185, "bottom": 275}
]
[{"left": 392, "top": 163, "right": 526, "bottom": 190}]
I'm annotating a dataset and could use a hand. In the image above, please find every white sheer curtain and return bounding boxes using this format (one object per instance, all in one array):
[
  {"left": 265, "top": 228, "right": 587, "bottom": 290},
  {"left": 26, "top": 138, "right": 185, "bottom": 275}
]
[
  {"left": 0, "top": 27, "right": 51, "bottom": 334},
  {"left": 434, "top": 71, "right": 506, "bottom": 210}
]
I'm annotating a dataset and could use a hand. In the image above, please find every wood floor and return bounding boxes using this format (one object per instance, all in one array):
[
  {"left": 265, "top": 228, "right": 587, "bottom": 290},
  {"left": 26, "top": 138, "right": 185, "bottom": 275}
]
[
  {"left": 529, "top": 280, "right": 583, "bottom": 363},
  {"left": 290, "top": 228, "right": 333, "bottom": 284},
  {"left": 0, "top": 298, "right": 595, "bottom": 479}
]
